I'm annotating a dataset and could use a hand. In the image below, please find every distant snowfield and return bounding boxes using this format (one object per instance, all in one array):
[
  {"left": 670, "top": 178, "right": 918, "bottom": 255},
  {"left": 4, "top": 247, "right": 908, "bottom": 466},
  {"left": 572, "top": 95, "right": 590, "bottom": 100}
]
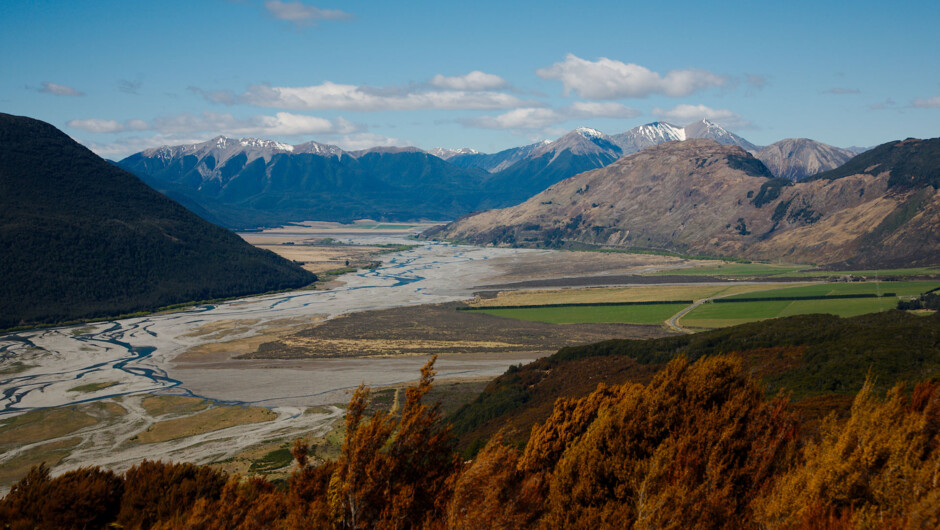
[{"left": 0, "top": 238, "right": 548, "bottom": 415}]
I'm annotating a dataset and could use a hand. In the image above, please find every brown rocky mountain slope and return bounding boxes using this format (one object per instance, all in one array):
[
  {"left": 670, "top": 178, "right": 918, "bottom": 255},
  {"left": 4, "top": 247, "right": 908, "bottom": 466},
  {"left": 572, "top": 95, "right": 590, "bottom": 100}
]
[
  {"left": 756, "top": 138, "right": 855, "bottom": 181},
  {"left": 430, "top": 139, "right": 940, "bottom": 268}
]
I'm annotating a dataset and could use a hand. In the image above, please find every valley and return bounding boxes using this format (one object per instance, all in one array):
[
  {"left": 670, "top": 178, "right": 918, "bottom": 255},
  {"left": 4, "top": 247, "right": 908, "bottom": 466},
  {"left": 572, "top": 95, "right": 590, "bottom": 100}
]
[
  {"left": 3, "top": 220, "right": 934, "bottom": 492},
  {"left": 0, "top": 225, "right": 705, "bottom": 490}
]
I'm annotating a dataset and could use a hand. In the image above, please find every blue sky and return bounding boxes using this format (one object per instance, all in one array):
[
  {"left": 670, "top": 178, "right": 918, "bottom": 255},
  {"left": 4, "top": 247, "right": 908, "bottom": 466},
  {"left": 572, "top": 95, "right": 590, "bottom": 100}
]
[{"left": 2, "top": 0, "right": 938, "bottom": 159}]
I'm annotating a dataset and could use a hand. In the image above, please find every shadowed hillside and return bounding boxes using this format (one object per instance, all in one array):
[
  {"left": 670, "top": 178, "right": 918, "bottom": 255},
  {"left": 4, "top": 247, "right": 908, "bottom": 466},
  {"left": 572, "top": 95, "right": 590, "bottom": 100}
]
[{"left": 0, "top": 114, "right": 316, "bottom": 329}]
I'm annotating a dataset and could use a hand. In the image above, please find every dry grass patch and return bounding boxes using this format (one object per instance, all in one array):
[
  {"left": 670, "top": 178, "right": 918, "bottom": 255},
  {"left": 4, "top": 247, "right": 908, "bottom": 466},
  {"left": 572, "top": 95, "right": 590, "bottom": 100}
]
[
  {"left": 177, "top": 316, "right": 325, "bottom": 362},
  {"left": 277, "top": 337, "right": 521, "bottom": 357},
  {"left": 181, "top": 319, "right": 261, "bottom": 340},
  {"left": 133, "top": 405, "right": 276, "bottom": 444},
  {"left": 0, "top": 402, "right": 124, "bottom": 450},
  {"left": 0, "top": 437, "right": 81, "bottom": 488},
  {"left": 68, "top": 381, "right": 119, "bottom": 393},
  {"left": 140, "top": 395, "right": 211, "bottom": 418}
]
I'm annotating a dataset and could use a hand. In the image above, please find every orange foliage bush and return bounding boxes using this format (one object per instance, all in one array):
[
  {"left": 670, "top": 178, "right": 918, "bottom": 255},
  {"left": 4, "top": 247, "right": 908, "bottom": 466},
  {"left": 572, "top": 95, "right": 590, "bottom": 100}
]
[
  {"left": 755, "top": 379, "right": 940, "bottom": 528},
  {"left": 3, "top": 355, "right": 938, "bottom": 529},
  {"left": 328, "top": 355, "right": 458, "bottom": 529},
  {"left": 445, "top": 433, "right": 543, "bottom": 528},
  {"left": 541, "top": 355, "right": 798, "bottom": 528},
  {"left": 0, "top": 464, "right": 123, "bottom": 530},
  {"left": 116, "top": 460, "right": 228, "bottom": 529}
]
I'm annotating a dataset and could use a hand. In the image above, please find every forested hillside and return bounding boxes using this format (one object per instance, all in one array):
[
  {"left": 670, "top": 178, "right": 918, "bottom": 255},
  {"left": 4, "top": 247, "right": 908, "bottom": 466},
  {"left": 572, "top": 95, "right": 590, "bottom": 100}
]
[{"left": 0, "top": 114, "right": 316, "bottom": 329}]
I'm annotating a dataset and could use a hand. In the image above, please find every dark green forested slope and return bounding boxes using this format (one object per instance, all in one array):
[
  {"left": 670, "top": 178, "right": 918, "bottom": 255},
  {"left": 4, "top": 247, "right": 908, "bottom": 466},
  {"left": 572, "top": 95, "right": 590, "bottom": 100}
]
[
  {"left": 449, "top": 310, "right": 940, "bottom": 451},
  {"left": 0, "top": 114, "right": 316, "bottom": 329}
]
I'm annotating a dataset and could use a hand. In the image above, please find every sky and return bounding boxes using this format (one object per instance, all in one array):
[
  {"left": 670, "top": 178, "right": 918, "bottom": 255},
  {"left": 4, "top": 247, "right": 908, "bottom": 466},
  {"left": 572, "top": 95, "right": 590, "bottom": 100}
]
[{"left": 2, "top": 0, "right": 938, "bottom": 160}]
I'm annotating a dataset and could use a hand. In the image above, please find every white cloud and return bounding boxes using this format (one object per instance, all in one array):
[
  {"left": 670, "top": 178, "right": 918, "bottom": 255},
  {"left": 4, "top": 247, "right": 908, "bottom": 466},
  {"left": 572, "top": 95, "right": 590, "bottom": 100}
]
[
  {"left": 68, "top": 111, "right": 359, "bottom": 137},
  {"left": 651, "top": 104, "right": 749, "bottom": 129},
  {"left": 194, "top": 81, "right": 530, "bottom": 111},
  {"left": 67, "top": 119, "right": 126, "bottom": 133},
  {"left": 152, "top": 111, "right": 358, "bottom": 136},
  {"left": 467, "top": 108, "right": 564, "bottom": 130},
  {"left": 465, "top": 101, "right": 639, "bottom": 130},
  {"left": 568, "top": 101, "right": 640, "bottom": 118},
  {"left": 429, "top": 71, "right": 507, "bottom": 91},
  {"left": 264, "top": 1, "right": 350, "bottom": 26},
  {"left": 536, "top": 54, "right": 727, "bottom": 99},
  {"left": 331, "top": 133, "right": 408, "bottom": 151},
  {"left": 37, "top": 81, "right": 84, "bottom": 96},
  {"left": 78, "top": 134, "right": 211, "bottom": 160},
  {"left": 912, "top": 96, "right": 940, "bottom": 108}
]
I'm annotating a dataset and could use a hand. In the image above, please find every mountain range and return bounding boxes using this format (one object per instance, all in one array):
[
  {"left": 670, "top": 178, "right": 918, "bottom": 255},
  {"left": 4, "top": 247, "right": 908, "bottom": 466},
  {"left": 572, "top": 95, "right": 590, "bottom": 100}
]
[
  {"left": 431, "top": 137, "right": 940, "bottom": 268},
  {"left": 0, "top": 114, "right": 316, "bottom": 329},
  {"left": 118, "top": 120, "right": 860, "bottom": 229}
]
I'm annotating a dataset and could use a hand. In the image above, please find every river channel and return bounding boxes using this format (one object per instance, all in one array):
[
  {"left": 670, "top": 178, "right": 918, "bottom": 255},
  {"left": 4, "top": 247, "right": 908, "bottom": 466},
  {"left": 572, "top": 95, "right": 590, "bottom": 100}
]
[{"left": 0, "top": 239, "right": 546, "bottom": 416}]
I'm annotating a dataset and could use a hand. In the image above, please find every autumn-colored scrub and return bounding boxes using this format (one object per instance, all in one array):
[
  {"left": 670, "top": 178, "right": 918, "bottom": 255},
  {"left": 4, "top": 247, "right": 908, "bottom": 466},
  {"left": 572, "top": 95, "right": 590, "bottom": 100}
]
[
  {"left": 1, "top": 355, "right": 938, "bottom": 529},
  {"left": 539, "top": 356, "right": 798, "bottom": 528},
  {"left": 754, "top": 380, "right": 940, "bottom": 528}
]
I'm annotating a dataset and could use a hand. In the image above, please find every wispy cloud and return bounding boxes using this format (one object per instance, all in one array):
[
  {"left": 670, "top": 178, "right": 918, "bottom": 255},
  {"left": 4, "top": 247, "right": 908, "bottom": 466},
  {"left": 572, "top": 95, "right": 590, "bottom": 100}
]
[
  {"left": 536, "top": 54, "right": 727, "bottom": 99},
  {"left": 429, "top": 71, "right": 507, "bottom": 91},
  {"left": 464, "top": 101, "right": 639, "bottom": 130},
  {"left": 264, "top": 1, "right": 351, "bottom": 27},
  {"left": 869, "top": 98, "right": 897, "bottom": 110},
  {"left": 823, "top": 87, "right": 861, "bottom": 95},
  {"left": 36, "top": 81, "right": 84, "bottom": 96},
  {"left": 118, "top": 79, "right": 142, "bottom": 95},
  {"left": 191, "top": 80, "right": 531, "bottom": 111},
  {"left": 745, "top": 74, "right": 769, "bottom": 91},
  {"left": 651, "top": 104, "right": 749, "bottom": 129},
  {"left": 912, "top": 96, "right": 940, "bottom": 108}
]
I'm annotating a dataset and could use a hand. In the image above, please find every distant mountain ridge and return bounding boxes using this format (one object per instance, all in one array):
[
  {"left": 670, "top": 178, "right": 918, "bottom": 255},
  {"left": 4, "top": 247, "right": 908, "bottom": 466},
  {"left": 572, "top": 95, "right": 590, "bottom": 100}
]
[
  {"left": 118, "top": 128, "right": 631, "bottom": 228},
  {"left": 0, "top": 114, "right": 316, "bottom": 329},
  {"left": 120, "top": 121, "right": 871, "bottom": 229},
  {"left": 430, "top": 137, "right": 940, "bottom": 268}
]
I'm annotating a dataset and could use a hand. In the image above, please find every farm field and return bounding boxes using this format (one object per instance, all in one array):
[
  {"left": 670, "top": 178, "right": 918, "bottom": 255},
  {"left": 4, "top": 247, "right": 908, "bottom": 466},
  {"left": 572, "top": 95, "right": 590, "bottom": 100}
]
[
  {"left": 470, "top": 283, "right": 811, "bottom": 308},
  {"left": 468, "top": 280, "right": 940, "bottom": 328},
  {"left": 717, "top": 280, "right": 939, "bottom": 300},
  {"left": 681, "top": 280, "right": 940, "bottom": 329}
]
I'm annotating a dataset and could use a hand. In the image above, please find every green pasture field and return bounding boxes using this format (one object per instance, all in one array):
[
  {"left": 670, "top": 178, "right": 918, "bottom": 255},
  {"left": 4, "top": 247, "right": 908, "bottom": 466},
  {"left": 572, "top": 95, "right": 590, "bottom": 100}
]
[
  {"left": 719, "top": 280, "right": 940, "bottom": 300},
  {"left": 682, "top": 280, "right": 940, "bottom": 328},
  {"left": 474, "top": 303, "right": 689, "bottom": 325}
]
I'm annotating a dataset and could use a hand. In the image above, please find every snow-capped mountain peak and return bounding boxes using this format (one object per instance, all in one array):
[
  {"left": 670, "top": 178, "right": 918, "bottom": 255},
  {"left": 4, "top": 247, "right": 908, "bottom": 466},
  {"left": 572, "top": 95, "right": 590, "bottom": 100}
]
[
  {"left": 428, "top": 147, "right": 479, "bottom": 160},
  {"left": 575, "top": 126, "right": 605, "bottom": 139}
]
